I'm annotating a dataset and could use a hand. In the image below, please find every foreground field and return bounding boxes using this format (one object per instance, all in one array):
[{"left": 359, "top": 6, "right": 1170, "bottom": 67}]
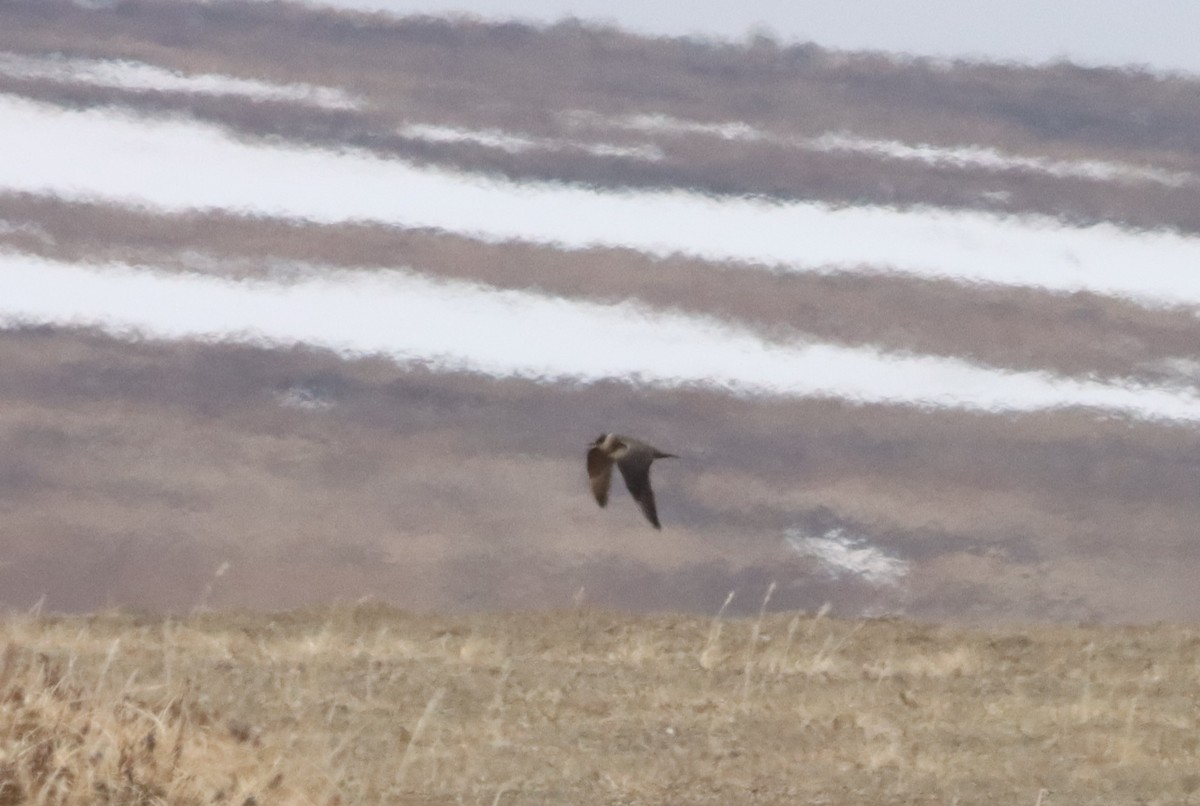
[{"left": 2, "top": 606, "right": 1199, "bottom": 804}]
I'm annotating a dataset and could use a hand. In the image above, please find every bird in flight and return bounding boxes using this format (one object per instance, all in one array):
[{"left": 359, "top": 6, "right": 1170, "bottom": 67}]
[{"left": 587, "top": 433, "right": 677, "bottom": 529}]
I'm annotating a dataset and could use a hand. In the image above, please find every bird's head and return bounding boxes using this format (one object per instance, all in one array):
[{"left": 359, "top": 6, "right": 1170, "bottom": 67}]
[{"left": 590, "top": 433, "right": 625, "bottom": 453}]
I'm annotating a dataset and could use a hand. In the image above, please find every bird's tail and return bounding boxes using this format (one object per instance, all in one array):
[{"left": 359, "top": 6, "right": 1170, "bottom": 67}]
[{"left": 655, "top": 451, "right": 679, "bottom": 459}]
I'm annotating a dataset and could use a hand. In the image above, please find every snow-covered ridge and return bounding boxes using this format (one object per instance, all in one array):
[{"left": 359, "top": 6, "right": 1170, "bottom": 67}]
[
  {"left": 0, "top": 51, "right": 365, "bottom": 110},
  {"left": 566, "top": 111, "right": 1196, "bottom": 188},
  {"left": 6, "top": 251, "right": 1200, "bottom": 422},
  {"left": 5, "top": 95, "right": 1200, "bottom": 311},
  {"left": 398, "top": 122, "right": 662, "bottom": 161}
]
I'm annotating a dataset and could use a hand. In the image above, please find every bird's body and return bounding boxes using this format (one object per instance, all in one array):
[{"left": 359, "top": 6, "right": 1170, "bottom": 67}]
[{"left": 586, "top": 433, "right": 677, "bottom": 529}]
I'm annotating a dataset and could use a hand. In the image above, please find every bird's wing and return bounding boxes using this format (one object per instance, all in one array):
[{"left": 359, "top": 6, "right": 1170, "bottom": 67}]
[
  {"left": 587, "top": 447, "right": 614, "bottom": 507},
  {"left": 616, "top": 453, "right": 661, "bottom": 529}
]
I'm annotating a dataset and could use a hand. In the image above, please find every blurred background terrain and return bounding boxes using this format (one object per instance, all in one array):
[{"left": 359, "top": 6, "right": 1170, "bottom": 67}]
[{"left": 5, "top": 1, "right": 1200, "bottom": 622}]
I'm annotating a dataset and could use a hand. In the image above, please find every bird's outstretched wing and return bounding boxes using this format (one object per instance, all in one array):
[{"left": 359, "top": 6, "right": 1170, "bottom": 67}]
[
  {"left": 616, "top": 454, "right": 661, "bottom": 529},
  {"left": 587, "top": 446, "right": 614, "bottom": 507}
]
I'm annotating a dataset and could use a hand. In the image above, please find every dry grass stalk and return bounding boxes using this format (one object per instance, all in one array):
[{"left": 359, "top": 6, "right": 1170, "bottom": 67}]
[
  {"left": 740, "top": 580, "right": 776, "bottom": 702},
  {"left": 393, "top": 687, "right": 444, "bottom": 789},
  {"left": 698, "top": 590, "right": 735, "bottom": 671}
]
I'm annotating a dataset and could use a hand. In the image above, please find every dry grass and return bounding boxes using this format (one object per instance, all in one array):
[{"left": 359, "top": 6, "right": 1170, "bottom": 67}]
[
  {"left": 4, "top": 604, "right": 1200, "bottom": 804},
  {"left": 0, "top": 623, "right": 335, "bottom": 805}
]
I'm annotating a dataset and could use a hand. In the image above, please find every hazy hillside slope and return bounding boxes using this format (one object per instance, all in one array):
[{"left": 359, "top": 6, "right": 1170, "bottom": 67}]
[{"left": 3, "top": 1, "right": 1200, "bottom": 621}]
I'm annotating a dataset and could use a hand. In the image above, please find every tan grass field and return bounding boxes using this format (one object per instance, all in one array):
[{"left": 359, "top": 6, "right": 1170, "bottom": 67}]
[{"left": 3, "top": 604, "right": 1200, "bottom": 805}]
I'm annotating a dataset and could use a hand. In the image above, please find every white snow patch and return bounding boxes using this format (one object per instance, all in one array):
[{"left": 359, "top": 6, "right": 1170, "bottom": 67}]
[
  {"left": 276, "top": 385, "right": 337, "bottom": 411},
  {"left": 565, "top": 110, "right": 1196, "bottom": 188},
  {"left": 398, "top": 122, "right": 663, "bottom": 160},
  {"left": 0, "top": 219, "right": 54, "bottom": 245},
  {"left": 7, "top": 252, "right": 1200, "bottom": 421},
  {"left": 0, "top": 51, "right": 364, "bottom": 110},
  {"left": 785, "top": 528, "right": 909, "bottom": 588}
]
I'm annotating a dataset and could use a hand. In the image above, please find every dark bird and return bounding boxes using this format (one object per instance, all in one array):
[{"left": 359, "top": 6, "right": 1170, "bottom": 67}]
[{"left": 587, "top": 433, "right": 677, "bottom": 529}]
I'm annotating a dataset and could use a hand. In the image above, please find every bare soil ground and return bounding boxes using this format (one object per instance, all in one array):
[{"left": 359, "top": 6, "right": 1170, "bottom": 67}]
[{"left": 4, "top": 605, "right": 1200, "bottom": 805}]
